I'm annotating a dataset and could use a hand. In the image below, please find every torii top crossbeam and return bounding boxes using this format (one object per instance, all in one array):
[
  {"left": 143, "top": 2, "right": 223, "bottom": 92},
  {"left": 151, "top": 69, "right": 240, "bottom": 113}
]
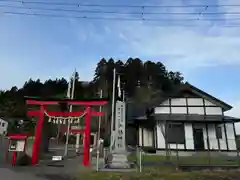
[{"left": 25, "top": 96, "right": 108, "bottom": 106}]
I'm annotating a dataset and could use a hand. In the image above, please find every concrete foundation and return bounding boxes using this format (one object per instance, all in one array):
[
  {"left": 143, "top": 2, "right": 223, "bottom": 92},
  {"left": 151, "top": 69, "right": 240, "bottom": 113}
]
[{"left": 107, "top": 153, "right": 130, "bottom": 169}]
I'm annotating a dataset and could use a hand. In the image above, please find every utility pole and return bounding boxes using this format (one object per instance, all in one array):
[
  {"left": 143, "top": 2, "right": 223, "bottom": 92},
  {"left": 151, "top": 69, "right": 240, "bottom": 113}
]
[
  {"left": 64, "top": 69, "right": 76, "bottom": 157},
  {"left": 110, "top": 68, "right": 116, "bottom": 152},
  {"left": 96, "top": 89, "right": 103, "bottom": 171},
  {"left": 75, "top": 73, "right": 81, "bottom": 153},
  {"left": 97, "top": 89, "right": 103, "bottom": 142},
  {"left": 107, "top": 70, "right": 129, "bottom": 169}
]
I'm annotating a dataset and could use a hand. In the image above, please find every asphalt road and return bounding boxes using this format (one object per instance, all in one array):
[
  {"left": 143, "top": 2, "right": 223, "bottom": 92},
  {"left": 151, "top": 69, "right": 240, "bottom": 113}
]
[
  {"left": 0, "top": 155, "right": 83, "bottom": 180},
  {"left": 0, "top": 168, "right": 48, "bottom": 180},
  {"left": 0, "top": 138, "right": 84, "bottom": 180}
]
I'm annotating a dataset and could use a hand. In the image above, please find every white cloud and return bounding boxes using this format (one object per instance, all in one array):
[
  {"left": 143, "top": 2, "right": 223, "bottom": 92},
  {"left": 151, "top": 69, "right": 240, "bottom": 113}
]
[
  {"left": 127, "top": 25, "right": 240, "bottom": 68},
  {"left": 100, "top": 0, "right": 240, "bottom": 69},
  {"left": 99, "top": 0, "right": 240, "bottom": 71},
  {"left": 1, "top": 0, "right": 240, "bottom": 90},
  {"left": 100, "top": 1, "right": 240, "bottom": 128}
]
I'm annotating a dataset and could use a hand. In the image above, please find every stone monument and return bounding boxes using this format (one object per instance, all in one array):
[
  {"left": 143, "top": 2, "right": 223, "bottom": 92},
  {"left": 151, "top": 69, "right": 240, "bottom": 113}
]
[{"left": 107, "top": 100, "right": 131, "bottom": 169}]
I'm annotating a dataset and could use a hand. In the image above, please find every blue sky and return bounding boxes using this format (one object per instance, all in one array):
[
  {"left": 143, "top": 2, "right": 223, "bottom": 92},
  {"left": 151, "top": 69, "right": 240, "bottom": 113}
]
[{"left": 1, "top": 0, "right": 240, "bottom": 130}]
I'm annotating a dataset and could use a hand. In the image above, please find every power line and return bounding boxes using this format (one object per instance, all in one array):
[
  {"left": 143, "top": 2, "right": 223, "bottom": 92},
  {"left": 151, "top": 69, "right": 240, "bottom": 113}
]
[
  {"left": 2, "top": 11, "right": 240, "bottom": 27},
  {"left": 1, "top": 0, "right": 240, "bottom": 8},
  {"left": 1, "top": 1, "right": 240, "bottom": 27},
  {"left": 1, "top": 4, "right": 240, "bottom": 15},
  {"left": 3, "top": 11, "right": 240, "bottom": 22}
]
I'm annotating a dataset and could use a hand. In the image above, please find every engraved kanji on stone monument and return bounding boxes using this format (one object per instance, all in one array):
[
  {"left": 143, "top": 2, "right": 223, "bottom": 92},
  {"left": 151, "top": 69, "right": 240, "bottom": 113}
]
[{"left": 114, "top": 101, "right": 126, "bottom": 152}]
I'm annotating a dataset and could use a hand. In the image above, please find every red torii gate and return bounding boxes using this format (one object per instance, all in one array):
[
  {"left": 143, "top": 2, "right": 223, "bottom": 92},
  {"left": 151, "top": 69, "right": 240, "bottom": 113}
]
[{"left": 25, "top": 96, "right": 108, "bottom": 167}]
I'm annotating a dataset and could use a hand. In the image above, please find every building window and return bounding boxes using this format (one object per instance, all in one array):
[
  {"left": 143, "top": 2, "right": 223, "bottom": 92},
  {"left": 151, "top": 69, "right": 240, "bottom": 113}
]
[
  {"left": 166, "top": 123, "right": 185, "bottom": 144},
  {"left": 2, "top": 123, "right": 5, "bottom": 127},
  {"left": 216, "top": 126, "right": 222, "bottom": 139}
]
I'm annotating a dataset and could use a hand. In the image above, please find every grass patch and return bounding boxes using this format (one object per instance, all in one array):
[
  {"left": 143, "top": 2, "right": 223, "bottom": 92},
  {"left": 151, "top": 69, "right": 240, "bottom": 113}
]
[
  {"left": 78, "top": 167, "right": 240, "bottom": 180},
  {"left": 128, "top": 154, "right": 240, "bottom": 166}
]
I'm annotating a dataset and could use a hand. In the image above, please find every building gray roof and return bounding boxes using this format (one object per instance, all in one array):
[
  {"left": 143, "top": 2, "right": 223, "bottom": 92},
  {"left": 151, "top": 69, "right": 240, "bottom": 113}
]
[{"left": 126, "top": 82, "right": 234, "bottom": 123}]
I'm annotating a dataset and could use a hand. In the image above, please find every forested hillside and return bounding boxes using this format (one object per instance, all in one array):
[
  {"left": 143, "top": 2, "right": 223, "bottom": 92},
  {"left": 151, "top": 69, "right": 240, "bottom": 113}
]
[{"left": 0, "top": 58, "right": 183, "bottom": 134}]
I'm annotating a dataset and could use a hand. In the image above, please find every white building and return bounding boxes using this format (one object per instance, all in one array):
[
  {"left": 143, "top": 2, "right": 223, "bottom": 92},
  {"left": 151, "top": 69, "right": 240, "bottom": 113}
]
[
  {"left": 128, "top": 83, "right": 240, "bottom": 153},
  {"left": 0, "top": 118, "right": 8, "bottom": 135}
]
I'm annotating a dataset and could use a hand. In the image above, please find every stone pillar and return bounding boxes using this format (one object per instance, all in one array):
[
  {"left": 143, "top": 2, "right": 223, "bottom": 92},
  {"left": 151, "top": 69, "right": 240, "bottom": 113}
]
[{"left": 107, "top": 101, "right": 130, "bottom": 169}]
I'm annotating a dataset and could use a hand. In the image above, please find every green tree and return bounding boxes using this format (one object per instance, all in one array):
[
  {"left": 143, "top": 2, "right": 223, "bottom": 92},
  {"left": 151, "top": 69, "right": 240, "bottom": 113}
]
[{"left": 0, "top": 57, "right": 184, "bottom": 143}]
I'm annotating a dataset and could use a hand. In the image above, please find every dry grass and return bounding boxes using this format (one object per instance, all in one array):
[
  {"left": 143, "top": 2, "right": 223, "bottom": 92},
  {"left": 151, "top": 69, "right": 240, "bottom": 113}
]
[{"left": 78, "top": 167, "right": 240, "bottom": 180}]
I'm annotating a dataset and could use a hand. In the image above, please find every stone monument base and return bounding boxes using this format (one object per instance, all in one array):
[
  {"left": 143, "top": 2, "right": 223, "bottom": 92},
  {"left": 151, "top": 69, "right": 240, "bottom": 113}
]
[{"left": 106, "top": 153, "right": 132, "bottom": 169}]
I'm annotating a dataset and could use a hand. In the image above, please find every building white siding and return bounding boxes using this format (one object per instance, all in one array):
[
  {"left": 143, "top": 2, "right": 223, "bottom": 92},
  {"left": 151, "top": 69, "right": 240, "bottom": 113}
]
[
  {"left": 154, "top": 97, "right": 223, "bottom": 115},
  {"left": 139, "top": 127, "right": 154, "bottom": 147},
  {"left": 155, "top": 107, "right": 170, "bottom": 114},
  {"left": 152, "top": 122, "right": 237, "bottom": 151},
  {"left": 218, "top": 124, "right": 227, "bottom": 150},
  {"left": 171, "top": 98, "right": 186, "bottom": 106},
  {"left": 161, "top": 99, "right": 170, "bottom": 105},
  {"left": 156, "top": 122, "right": 186, "bottom": 150},
  {"left": 0, "top": 118, "right": 8, "bottom": 135},
  {"left": 139, "top": 127, "right": 142, "bottom": 146},
  {"left": 187, "top": 98, "right": 204, "bottom": 106},
  {"left": 204, "top": 99, "right": 216, "bottom": 106},
  {"left": 188, "top": 107, "right": 204, "bottom": 114},
  {"left": 144, "top": 128, "right": 154, "bottom": 146},
  {"left": 205, "top": 107, "right": 222, "bottom": 115},
  {"left": 156, "top": 122, "right": 187, "bottom": 150},
  {"left": 139, "top": 97, "right": 237, "bottom": 152},
  {"left": 171, "top": 107, "right": 187, "bottom": 114},
  {"left": 226, "top": 123, "right": 237, "bottom": 150},
  {"left": 156, "top": 122, "right": 165, "bottom": 148},
  {"left": 207, "top": 124, "right": 219, "bottom": 150},
  {"left": 185, "top": 123, "right": 194, "bottom": 149}
]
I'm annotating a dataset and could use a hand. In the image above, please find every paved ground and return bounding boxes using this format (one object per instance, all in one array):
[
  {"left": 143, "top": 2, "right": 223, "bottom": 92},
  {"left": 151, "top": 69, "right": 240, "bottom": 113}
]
[
  {"left": 0, "top": 168, "right": 48, "bottom": 180},
  {"left": 13, "top": 157, "right": 84, "bottom": 180},
  {"left": 0, "top": 138, "right": 88, "bottom": 180},
  {"left": 0, "top": 154, "right": 85, "bottom": 180}
]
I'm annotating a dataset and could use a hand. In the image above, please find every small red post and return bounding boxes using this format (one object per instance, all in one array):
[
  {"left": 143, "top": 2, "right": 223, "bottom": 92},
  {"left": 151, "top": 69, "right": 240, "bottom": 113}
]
[
  {"left": 32, "top": 105, "right": 45, "bottom": 165},
  {"left": 83, "top": 107, "right": 91, "bottom": 167},
  {"left": 12, "top": 152, "right": 17, "bottom": 167}
]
